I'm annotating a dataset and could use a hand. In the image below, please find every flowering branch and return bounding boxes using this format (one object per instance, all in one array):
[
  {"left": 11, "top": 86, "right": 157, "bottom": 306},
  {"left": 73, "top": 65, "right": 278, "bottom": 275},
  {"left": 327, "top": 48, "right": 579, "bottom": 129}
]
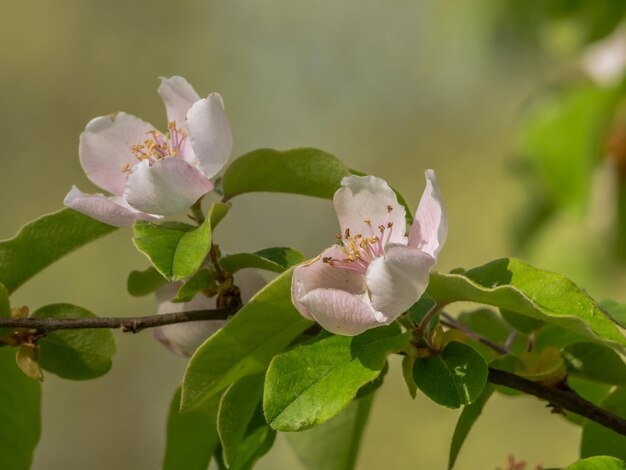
[{"left": 0, "top": 308, "right": 234, "bottom": 334}]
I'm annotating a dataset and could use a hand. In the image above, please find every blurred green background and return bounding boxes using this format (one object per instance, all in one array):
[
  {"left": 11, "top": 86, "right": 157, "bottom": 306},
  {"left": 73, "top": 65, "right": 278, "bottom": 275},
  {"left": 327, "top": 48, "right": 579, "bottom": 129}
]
[{"left": 1, "top": 1, "right": 624, "bottom": 469}]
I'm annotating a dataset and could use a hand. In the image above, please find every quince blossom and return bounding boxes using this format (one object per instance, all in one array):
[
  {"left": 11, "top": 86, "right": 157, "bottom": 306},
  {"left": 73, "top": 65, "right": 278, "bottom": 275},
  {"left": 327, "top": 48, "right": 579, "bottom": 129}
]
[
  {"left": 64, "top": 76, "right": 233, "bottom": 226},
  {"left": 292, "top": 171, "right": 447, "bottom": 336},
  {"left": 153, "top": 269, "right": 266, "bottom": 357}
]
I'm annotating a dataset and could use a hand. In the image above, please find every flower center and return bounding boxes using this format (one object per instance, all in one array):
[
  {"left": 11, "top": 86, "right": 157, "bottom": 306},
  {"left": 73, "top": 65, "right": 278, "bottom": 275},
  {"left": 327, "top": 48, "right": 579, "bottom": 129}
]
[
  {"left": 323, "top": 205, "right": 395, "bottom": 274},
  {"left": 123, "top": 121, "right": 188, "bottom": 172}
]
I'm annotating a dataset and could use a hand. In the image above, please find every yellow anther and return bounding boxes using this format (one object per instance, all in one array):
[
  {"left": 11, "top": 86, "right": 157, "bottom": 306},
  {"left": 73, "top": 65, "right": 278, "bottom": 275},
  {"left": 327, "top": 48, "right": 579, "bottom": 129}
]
[
  {"left": 335, "top": 232, "right": 342, "bottom": 240},
  {"left": 387, "top": 205, "right": 393, "bottom": 212},
  {"left": 345, "top": 228, "right": 350, "bottom": 239}
]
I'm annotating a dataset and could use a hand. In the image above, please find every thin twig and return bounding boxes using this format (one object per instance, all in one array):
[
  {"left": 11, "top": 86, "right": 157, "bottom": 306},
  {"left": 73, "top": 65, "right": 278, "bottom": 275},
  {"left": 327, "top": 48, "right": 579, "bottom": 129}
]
[
  {"left": 0, "top": 308, "right": 234, "bottom": 334},
  {"left": 439, "top": 312, "right": 509, "bottom": 355},
  {"left": 488, "top": 368, "right": 626, "bottom": 436}
]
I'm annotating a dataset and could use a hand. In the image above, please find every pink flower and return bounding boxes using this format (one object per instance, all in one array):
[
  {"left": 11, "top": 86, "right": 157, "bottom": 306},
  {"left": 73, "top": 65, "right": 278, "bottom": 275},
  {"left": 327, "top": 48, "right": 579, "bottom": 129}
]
[
  {"left": 291, "top": 171, "right": 447, "bottom": 336},
  {"left": 153, "top": 269, "right": 266, "bottom": 357},
  {"left": 64, "top": 76, "right": 233, "bottom": 226}
]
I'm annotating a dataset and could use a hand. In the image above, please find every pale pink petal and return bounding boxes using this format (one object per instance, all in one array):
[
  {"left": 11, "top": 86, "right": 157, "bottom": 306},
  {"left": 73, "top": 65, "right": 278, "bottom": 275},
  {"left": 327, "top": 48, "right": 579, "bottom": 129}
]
[
  {"left": 408, "top": 170, "right": 447, "bottom": 258},
  {"left": 124, "top": 159, "right": 214, "bottom": 215},
  {"left": 64, "top": 185, "right": 161, "bottom": 227},
  {"left": 292, "top": 246, "right": 367, "bottom": 320},
  {"left": 365, "top": 244, "right": 435, "bottom": 321},
  {"left": 79, "top": 113, "right": 155, "bottom": 196},
  {"left": 185, "top": 94, "right": 233, "bottom": 179},
  {"left": 298, "top": 288, "right": 384, "bottom": 336},
  {"left": 157, "top": 76, "right": 201, "bottom": 127},
  {"left": 333, "top": 175, "right": 406, "bottom": 245},
  {"left": 154, "top": 269, "right": 266, "bottom": 357}
]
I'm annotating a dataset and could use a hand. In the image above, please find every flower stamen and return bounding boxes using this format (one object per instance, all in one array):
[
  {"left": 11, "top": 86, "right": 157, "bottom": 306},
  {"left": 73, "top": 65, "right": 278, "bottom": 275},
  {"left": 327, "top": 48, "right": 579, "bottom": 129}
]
[{"left": 124, "top": 121, "right": 189, "bottom": 172}]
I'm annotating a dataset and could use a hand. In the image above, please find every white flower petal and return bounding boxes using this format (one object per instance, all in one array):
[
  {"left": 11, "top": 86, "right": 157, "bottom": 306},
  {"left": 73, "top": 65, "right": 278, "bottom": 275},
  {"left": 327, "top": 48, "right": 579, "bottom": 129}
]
[
  {"left": 154, "top": 269, "right": 266, "bottom": 357},
  {"left": 64, "top": 185, "right": 160, "bottom": 227},
  {"left": 124, "top": 159, "right": 213, "bottom": 216},
  {"left": 158, "top": 76, "right": 201, "bottom": 126},
  {"left": 408, "top": 170, "right": 447, "bottom": 258},
  {"left": 365, "top": 244, "right": 435, "bottom": 321},
  {"left": 333, "top": 175, "right": 406, "bottom": 245},
  {"left": 298, "top": 288, "right": 384, "bottom": 336},
  {"left": 185, "top": 94, "right": 233, "bottom": 179},
  {"left": 79, "top": 113, "right": 155, "bottom": 196},
  {"left": 292, "top": 245, "right": 367, "bottom": 321}
]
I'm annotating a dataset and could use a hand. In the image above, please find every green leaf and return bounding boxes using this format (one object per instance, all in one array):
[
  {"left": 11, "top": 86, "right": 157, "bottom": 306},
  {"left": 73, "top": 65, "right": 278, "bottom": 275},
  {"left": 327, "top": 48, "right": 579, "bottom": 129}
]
[
  {"left": 0, "top": 347, "right": 41, "bottom": 469},
  {"left": 219, "top": 409, "right": 275, "bottom": 470},
  {"left": 222, "top": 148, "right": 351, "bottom": 200},
  {"left": 163, "top": 387, "right": 221, "bottom": 470},
  {"left": 563, "top": 342, "right": 626, "bottom": 385},
  {"left": 0, "top": 208, "right": 116, "bottom": 293},
  {"left": 126, "top": 267, "right": 167, "bottom": 297},
  {"left": 566, "top": 377, "right": 612, "bottom": 426},
  {"left": 219, "top": 247, "right": 305, "bottom": 274},
  {"left": 448, "top": 384, "right": 495, "bottom": 470},
  {"left": 407, "top": 294, "right": 438, "bottom": 332},
  {"left": 209, "top": 202, "right": 231, "bottom": 229},
  {"left": 500, "top": 308, "right": 544, "bottom": 334},
  {"left": 264, "top": 324, "right": 407, "bottom": 431},
  {"left": 581, "top": 387, "right": 626, "bottom": 460},
  {"left": 0, "top": 283, "right": 9, "bottom": 318},
  {"left": 133, "top": 218, "right": 211, "bottom": 281},
  {"left": 181, "top": 269, "right": 312, "bottom": 411},
  {"left": 566, "top": 456, "right": 626, "bottom": 470},
  {"left": 286, "top": 393, "right": 375, "bottom": 470},
  {"left": 427, "top": 258, "right": 626, "bottom": 348},
  {"left": 412, "top": 341, "right": 488, "bottom": 409},
  {"left": 218, "top": 373, "right": 265, "bottom": 466},
  {"left": 457, "top": 308, "right": 527, "bottom": 358},
  {"left": 600, "top": 300, "right": 626, "bottom": 329},
  {"left": 534, "top": 325, "right": 587, "bottom": 351},
  {"left": 173, "top": 269, "right": 216, "bottom": 303},
  {"left": 32, "top": 304, "right": 116, "bottom": 380}
]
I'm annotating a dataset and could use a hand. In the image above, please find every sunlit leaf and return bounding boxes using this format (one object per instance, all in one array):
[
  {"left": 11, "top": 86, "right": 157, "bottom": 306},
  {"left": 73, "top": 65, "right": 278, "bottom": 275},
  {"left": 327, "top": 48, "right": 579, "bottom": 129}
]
[
  {"left": 0, "top": 209, "right": 116, "bottom": 293},
  {"left": 427, "top": 258, "right": 626, "bottom": 348},
  {"left": 566, "top": 456, "right": 626, "bottom": 470},
  {"left": 182, "top": 270, "right": 312, "bottom": 411},
  {"left": 133, "top": 218, "right": 211, "bottom": 280},
  {"left": 264, "top": 324, "right": 406, "bottom": 431}
]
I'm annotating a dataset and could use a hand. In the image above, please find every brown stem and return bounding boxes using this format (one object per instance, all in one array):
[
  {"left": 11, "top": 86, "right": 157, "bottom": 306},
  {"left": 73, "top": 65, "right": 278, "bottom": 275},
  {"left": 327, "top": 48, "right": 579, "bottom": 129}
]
[
  {"left": 0, "top": 308, "right": 234, "bottom": 334},
  {"left": 488, "top": 368, "right": 626, "bottom": 436}
]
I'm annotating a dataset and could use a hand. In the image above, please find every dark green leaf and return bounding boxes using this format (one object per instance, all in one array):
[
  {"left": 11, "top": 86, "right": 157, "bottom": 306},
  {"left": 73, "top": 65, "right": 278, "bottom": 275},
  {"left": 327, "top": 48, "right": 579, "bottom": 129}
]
[
  {"left": 566, "top": 456, "right": 626, "bottom": 470},
  {"left": 264, "top": 324, "right": 407, "bottom": 431},
  {"left": 581, "top": 387, "right": 626, "bottom": 460},
  {"left": 600, "top": 300, "right": 626, "bottom": 329},
  {"left": 0, "top": 283, "right": 9, "bottom": 318},
  {"left": 0, "top": 347, "right": 41, "bottom": 470},
  {"left": 181, "top": 270, "right": 312, "bottom": 411},
  {"left": 222, "top": 148, "right": 350, "bottom": 200},
  {"left": 221, "top": 411, "right": 275, "bottom": 470},
  {"left": 133, "top": 218, "right": 211, "bottom": 280},
  {"left": 457, "top": 308, "right": 527, "bottom": 358},
  {"left": 32, "top": 304, "right": 115, "bottom": 380},
  {"left": 566, "top": 377, "right": 612, "bottom": 426},
  {"left": 218, "top": 373, "right": 265, "bottom": 466},
  {"left": 500, "top": 308, "right": 544, "bottom": 334},
  {"left": 174, "top": 269, "right": 216, "bottom": 303},
  {"left": 448, "top": 384, "right": 495, "bottom": 469},
  {"left": 163, "top": 387, "right": 220, "bottom": 470},
  {"left": 0, "top": 208, "right": 116, "bottom": 293},
  {"left": 427, "top": 258, "right": 626, "bottom": 348},
  {"left": 126, "top": 267, "right": 167, "bottom": 297},
  {"left": 219, "top": 247, "right": 304, "bottom": 274},
  {"left": 407, "top": 294, "right": 438, "bottom": 332},
  {"left": 563, "top": 342, "right": 626, "bottom": 385},
  {"left": 286, "top": 393, "right": 375, "bottom": 470},
  {"left": 412, "top": 341, "right": 488, "bottom": 409}
]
